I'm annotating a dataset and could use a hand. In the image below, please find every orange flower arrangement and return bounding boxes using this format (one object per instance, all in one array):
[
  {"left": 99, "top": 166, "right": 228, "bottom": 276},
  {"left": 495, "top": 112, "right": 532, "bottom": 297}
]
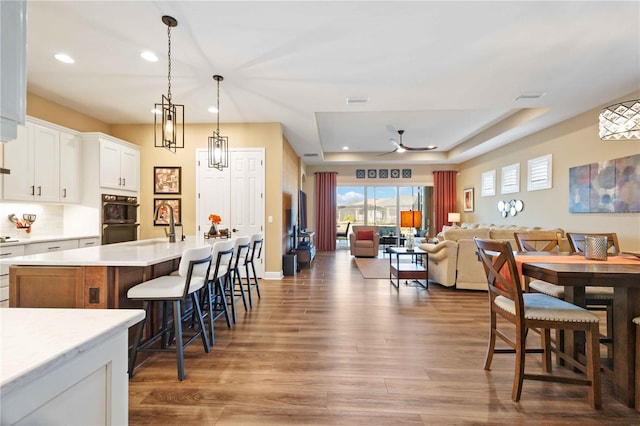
[{"left": 208, "top": 214, "right": 222, "bottom": 224}]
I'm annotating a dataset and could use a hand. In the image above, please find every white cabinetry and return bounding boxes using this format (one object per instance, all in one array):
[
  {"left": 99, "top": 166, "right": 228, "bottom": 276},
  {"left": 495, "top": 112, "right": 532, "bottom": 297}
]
[
  {"left": 0, "top": 309, "right": 144, "bottom": 425},
  {"left": 78, "top": 237, "right": 99, "bottom": 247},
  {"left": 2, "top": 119, "right": 80, "bottom": 203},
  {"left": 98, "top": 137, "right": 139, "bottom": 192},
  {"left": 59, "top": 131, "right": 81, "bottom": 203},
  {"left": 0, "top": 244, "right": 25, "bottom": 307},
  {"left": 0, "top": 0, "right": 26, "bottom": 142},
  {"left": 25, "top": 239, "right": 79, "bottom": 255}
]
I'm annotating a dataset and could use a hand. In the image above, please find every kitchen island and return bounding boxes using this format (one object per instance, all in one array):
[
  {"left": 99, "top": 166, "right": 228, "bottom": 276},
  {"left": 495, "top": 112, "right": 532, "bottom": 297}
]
[
  {"left": 5, "top": 237, "right": 208, "bottom": 309},
  {"left": 1, "top": 308, "right": 144, "bottom": 425},
  {"left": 4, "top": 237, "right": 219, "bottom": 372}
]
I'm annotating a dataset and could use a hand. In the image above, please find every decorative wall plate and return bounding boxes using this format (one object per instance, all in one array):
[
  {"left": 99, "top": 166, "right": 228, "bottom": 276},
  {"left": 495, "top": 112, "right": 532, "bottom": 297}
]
[
  {"left": 391, "top": 169, "right": 400, "bottom": 178},
  {"left": 356, "top": 169, "right": 365, "bottom": 179},
  {"left": 368, "top": 169, "right": 377, "bottom": 178},
  {"left": 378, "top": 169, "right": 388, "bottom": 178}
]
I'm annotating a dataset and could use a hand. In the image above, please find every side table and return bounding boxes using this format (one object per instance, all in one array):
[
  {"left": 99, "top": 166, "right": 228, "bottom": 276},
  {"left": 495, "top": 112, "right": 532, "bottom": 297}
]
[{"left": 388, "top": 247, "right": 428, "bottom": 289}]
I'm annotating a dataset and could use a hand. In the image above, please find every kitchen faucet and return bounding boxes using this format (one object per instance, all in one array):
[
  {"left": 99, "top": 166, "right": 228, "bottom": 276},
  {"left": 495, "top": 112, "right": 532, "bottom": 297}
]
[{"left": 153, "top": 201, "right": 176, "bottom": 243}]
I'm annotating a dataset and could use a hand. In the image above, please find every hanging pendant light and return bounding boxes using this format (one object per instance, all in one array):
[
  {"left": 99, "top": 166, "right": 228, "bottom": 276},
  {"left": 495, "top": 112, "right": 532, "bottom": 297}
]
[
  {"left": 208, "top": 74, "right": 229, "bottom": 170},
  {"left": 154, "top": 15, "right": 184, "bottom": 152}
]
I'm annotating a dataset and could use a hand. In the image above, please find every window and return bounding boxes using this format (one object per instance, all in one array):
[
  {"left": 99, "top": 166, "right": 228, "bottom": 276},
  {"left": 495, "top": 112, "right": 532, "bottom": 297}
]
[
  {"left": 528, "top": 154, "right": 552, "bottom": 191},
  {"left": 337, "top": 185, "right": 429, "bottom": 236},
  {"left": 501, "top": 163, "right": 520, "bottom": 194},
  {"left": 481, "top": 170, "right": 496, "bottom": 197}
]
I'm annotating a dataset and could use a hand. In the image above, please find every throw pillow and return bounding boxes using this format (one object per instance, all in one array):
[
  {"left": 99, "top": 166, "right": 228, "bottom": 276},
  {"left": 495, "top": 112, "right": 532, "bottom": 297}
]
[{"left": 357, "top": 230, "right": 374, "bottom": 240}]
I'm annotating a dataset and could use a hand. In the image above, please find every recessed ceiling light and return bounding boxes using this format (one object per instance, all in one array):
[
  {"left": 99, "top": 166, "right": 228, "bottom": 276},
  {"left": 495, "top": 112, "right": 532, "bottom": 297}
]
[
  {"left": 342, "top": 146, "right": 349, "bottom": 150},
  {"left": 208, "top": 106, "right": 218, "bottom": 114},
  {"left": 141, "top": 50, "right": 158, "bottom": 62},
  {"left": 151, "top": 108, "right": 162, "bottom": 115},
  {"left": 54, "top": 53, "right": 74, "bottom": 64}
]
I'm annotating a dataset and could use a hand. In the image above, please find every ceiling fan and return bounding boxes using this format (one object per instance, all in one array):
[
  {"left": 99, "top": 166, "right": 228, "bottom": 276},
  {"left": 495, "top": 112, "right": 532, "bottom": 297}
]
[{"left": 378, "top": 129, "right": 437, "bottom": 155}]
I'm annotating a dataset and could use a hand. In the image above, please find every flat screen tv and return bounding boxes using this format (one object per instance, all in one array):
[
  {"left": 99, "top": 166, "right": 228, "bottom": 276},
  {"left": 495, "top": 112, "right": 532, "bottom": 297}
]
[{"left": 299, "top": 190, "right": 308, "bottom": 232}]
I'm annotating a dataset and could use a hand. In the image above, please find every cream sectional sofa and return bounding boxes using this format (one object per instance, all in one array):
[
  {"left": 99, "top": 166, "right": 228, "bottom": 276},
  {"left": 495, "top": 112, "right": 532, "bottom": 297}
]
[{"left": 418, "top": 224, "right": 566, "bottom": 291}]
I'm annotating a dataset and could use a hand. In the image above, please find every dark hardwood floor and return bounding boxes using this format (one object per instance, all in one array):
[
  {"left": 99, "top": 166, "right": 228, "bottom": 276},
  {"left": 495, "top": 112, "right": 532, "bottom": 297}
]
[{"left": 128, "top": 249, "right": 639, "bottom": 425}]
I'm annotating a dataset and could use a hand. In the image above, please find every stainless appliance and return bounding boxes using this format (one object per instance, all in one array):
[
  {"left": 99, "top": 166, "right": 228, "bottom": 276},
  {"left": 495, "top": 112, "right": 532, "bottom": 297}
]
[{"left": 102, "top": 194, "right": 139, "bottom": 244}]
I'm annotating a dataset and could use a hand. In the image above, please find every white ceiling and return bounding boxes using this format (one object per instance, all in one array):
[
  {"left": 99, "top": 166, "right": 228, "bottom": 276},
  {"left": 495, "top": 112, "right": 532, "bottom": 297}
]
[{"left": 25, "top": 1, "right": 640, "bottom": 166}]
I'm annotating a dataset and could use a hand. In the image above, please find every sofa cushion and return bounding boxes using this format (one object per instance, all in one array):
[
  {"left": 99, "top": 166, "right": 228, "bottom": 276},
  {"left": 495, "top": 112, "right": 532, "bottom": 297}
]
[
  {"left": 443, "top": 228, "right": 490, "bottom": 242},
  {"left": 357, "top": 230, "right": 374, "bottom": 240}
]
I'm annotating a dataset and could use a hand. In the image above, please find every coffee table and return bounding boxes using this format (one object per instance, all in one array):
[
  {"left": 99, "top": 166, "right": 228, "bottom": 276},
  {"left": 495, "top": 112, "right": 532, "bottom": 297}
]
[
  {"left": 388, "top": 247, "right": 428, "bottom": 289},
  {"left": 380, "top": 235, "right": 406, "bottom": 256}
]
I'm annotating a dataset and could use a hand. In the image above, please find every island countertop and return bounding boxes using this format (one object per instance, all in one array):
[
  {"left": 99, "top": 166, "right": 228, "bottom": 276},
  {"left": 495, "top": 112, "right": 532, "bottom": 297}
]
[
  {"left": 1, "top": 237, "right": 214, "bottom": 267},
  {"left": 0, "top": 307, "right": 145, "bottom": 394},
  {"left": 0, "top": 308, "right": 145, "bottom": 424}
]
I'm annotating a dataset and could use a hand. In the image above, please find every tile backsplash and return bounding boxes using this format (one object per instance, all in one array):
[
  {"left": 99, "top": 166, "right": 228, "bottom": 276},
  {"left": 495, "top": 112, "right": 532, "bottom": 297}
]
[{"left": 0, "top": 203, "right": 64, "bottom": 238}]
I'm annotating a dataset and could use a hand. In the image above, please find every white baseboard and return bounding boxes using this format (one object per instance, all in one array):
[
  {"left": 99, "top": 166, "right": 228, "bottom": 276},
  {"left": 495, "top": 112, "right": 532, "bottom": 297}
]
[{"left": 263, "top": 271, "right": 284, "bottom": 280}]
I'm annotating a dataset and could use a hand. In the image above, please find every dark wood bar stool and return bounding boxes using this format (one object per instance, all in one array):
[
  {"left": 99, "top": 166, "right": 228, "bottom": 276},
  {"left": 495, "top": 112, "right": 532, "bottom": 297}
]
[
  {"left": 203, "top": 239, "right": 235, "bottom": 343},
  {"left": 127, "top": 246, "right": 212, "bottom": 381},
  {"left": 227, "top": 236, "right": 251, "bottom": 322},
  {"left": 245, "top": 232, "right": 264, "bottom": 308}
]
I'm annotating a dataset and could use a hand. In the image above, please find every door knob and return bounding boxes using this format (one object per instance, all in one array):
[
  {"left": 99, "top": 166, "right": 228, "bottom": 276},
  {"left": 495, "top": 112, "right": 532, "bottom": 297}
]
[{"left": 232, "top": 228, "right": 239, "bottom": 233}]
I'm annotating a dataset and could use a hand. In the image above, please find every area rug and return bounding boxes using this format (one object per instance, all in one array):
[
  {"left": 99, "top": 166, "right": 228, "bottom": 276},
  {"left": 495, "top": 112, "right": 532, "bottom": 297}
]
[{"left": 354, "top": 258, "right": 390, "bottom": 279}]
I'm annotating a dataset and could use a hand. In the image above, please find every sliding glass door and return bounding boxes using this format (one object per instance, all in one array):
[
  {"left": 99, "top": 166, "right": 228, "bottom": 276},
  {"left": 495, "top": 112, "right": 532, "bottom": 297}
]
[{"left": 337, "top": 185, "right": 431, "bottom": 237}]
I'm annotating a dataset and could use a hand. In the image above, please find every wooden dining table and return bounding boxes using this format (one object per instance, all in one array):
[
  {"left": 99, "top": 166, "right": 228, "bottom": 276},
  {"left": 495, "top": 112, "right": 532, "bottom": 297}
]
[{"left": 515, "top": 252, "right": 640, "bottom": 408}]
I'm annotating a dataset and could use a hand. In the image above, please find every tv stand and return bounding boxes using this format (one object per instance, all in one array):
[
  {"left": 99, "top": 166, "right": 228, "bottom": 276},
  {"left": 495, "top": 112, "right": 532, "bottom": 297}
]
[{"left": 296, "top": 231, "right": 316, "bottom": 267}]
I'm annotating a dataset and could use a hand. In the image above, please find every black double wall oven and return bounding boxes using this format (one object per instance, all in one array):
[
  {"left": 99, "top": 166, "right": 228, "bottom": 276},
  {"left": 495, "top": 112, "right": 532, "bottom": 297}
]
[{"left": 102, "top": 194, "right": 140, "bottom": 244}]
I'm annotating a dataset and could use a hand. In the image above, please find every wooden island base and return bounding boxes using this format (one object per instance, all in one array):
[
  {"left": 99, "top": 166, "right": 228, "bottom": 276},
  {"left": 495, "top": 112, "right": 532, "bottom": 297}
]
[{"left": 9, "top": 259, "right": 180, "bottom": 369}]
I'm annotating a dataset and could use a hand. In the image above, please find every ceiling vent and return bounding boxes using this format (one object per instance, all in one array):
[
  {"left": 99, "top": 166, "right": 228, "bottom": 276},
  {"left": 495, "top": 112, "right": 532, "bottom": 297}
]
[
  {"left": 515, "top": 93, "right": 545, "bottom": 101},
  {"left": 304, "top": 153, "right": 320, "bottom": 157},
  {"left": 346, "top": 96, "right": 369, "bottom": 104}
]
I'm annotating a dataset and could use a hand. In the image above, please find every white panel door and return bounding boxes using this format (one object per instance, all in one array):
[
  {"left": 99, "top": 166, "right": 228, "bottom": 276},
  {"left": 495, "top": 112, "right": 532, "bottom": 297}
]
[
  {"left": 196, "top": 149, "right": 264, "bottom": 277},
  {"left": 197, "top": 150, "right": 231, "bottom": 237},
  {"left": 229, "top": 150, "right": 264, "bottom": 238}
]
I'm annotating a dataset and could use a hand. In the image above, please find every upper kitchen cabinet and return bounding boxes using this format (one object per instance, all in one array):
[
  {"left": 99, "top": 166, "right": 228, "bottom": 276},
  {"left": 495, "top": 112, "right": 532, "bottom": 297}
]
[
  {"left": 82, "top": 133, "right": 139, "bottom": 193},
  {"left": 2, "top": 118, "right": 81, "bottom": 203},
  {"left": 0, "top": 0, "right": 26, "bottom": 142},
  {"left": 59, "top": 131, "right": 82, "bottom": 203},
  {"left": 3, "top": 122, "right": 60, "bottom": 202}
]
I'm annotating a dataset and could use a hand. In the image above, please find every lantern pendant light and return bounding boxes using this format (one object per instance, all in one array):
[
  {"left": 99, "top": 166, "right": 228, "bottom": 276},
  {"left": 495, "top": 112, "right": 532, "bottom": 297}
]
[
  {"left": 154, "top": 15, "right": 184, "bottom": 152},
  {"left": 208, "top": 74, "right": 229, "bottom": 170}
]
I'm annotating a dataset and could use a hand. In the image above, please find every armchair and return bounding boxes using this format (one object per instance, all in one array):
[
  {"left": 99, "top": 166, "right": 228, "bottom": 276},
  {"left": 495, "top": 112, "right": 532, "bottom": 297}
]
[{"left": 349, "top": 225, "right": 380, "bottom": 257}]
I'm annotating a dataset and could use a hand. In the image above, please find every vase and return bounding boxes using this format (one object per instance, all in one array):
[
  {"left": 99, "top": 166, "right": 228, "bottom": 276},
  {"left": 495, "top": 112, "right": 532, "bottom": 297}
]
[{"left": 208, "top": 223, "right": 218, "bottom": 235}]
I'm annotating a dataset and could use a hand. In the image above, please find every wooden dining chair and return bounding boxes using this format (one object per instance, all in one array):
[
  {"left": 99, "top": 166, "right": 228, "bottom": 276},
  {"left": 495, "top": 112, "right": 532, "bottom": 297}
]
[
  {"left": 567, "top": 232, "right": 619, "bottom": 352},
  {"left": 566, "top": 232, "right": 621, "bottom": 256},
  {"left": 474, "top": 238, "right": 602, "bottom": 409},
  {"left": 514, "top": 231, "right": 562, "bottom": 253}
]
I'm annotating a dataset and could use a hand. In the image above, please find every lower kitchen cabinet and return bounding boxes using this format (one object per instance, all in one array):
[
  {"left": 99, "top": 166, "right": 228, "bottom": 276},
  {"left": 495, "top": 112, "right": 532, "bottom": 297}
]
[{"left": 0, "top": 244, "right": 25, "bottom": 307}]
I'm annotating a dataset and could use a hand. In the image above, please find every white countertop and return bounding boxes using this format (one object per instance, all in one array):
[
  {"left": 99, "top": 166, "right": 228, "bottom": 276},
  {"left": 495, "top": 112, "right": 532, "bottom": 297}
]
[
  {"left": 2, "top": 237, "right": 207, "bottom": 267},
  {"left": 1, "top": 237, "right": 226, "bottom": 267},
  {"left": 0, "top": 308, "right": 145, "bottom": 394},
  {"left": 0, "top": 234, "right": 99, "bottom": 247}
]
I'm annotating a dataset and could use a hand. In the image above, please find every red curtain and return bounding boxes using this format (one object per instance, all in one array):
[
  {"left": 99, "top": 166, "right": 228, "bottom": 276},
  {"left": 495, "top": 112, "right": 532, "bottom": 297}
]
[
  {"left": 314, "top": 172, "right": 337, "bottom": 250},
  {"left": 433, "top": 171, "right": 457, "bottom": 235}
]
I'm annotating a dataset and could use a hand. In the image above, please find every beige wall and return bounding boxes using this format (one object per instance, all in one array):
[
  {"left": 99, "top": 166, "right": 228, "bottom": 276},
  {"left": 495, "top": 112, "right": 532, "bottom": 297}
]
[
  {"left": 281, "top": 136, "right": 300, "bottom": 253},
  {"left": 458, "top": 91, "right": 640, "bottom": 250},
  {"left": 27, "top": 93, "right": 111, "bottom": 133},
  {"left": 109, "top": 122, "right": 286, "bottom": 274}
]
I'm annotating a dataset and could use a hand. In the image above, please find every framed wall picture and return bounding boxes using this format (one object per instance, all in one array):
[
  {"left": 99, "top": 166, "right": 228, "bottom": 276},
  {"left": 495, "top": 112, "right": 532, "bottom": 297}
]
[
  {"left": 154, "top": 166, "right": 181, "bottom": 194},
  {"left": 463, "top": 188, "right": 474, "bottom": 212},
  {"left": 154, "top": 198, "right": 181, "bottom": 226}
]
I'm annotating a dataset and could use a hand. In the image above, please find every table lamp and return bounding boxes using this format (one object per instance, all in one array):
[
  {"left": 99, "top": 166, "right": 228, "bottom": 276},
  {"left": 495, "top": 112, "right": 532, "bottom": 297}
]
[
  {"left": 448, "top": 212, "right": 460, "bottom": 227},
  {"left": 400, "top": 210, "right": 422, "bottom": 250}
]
